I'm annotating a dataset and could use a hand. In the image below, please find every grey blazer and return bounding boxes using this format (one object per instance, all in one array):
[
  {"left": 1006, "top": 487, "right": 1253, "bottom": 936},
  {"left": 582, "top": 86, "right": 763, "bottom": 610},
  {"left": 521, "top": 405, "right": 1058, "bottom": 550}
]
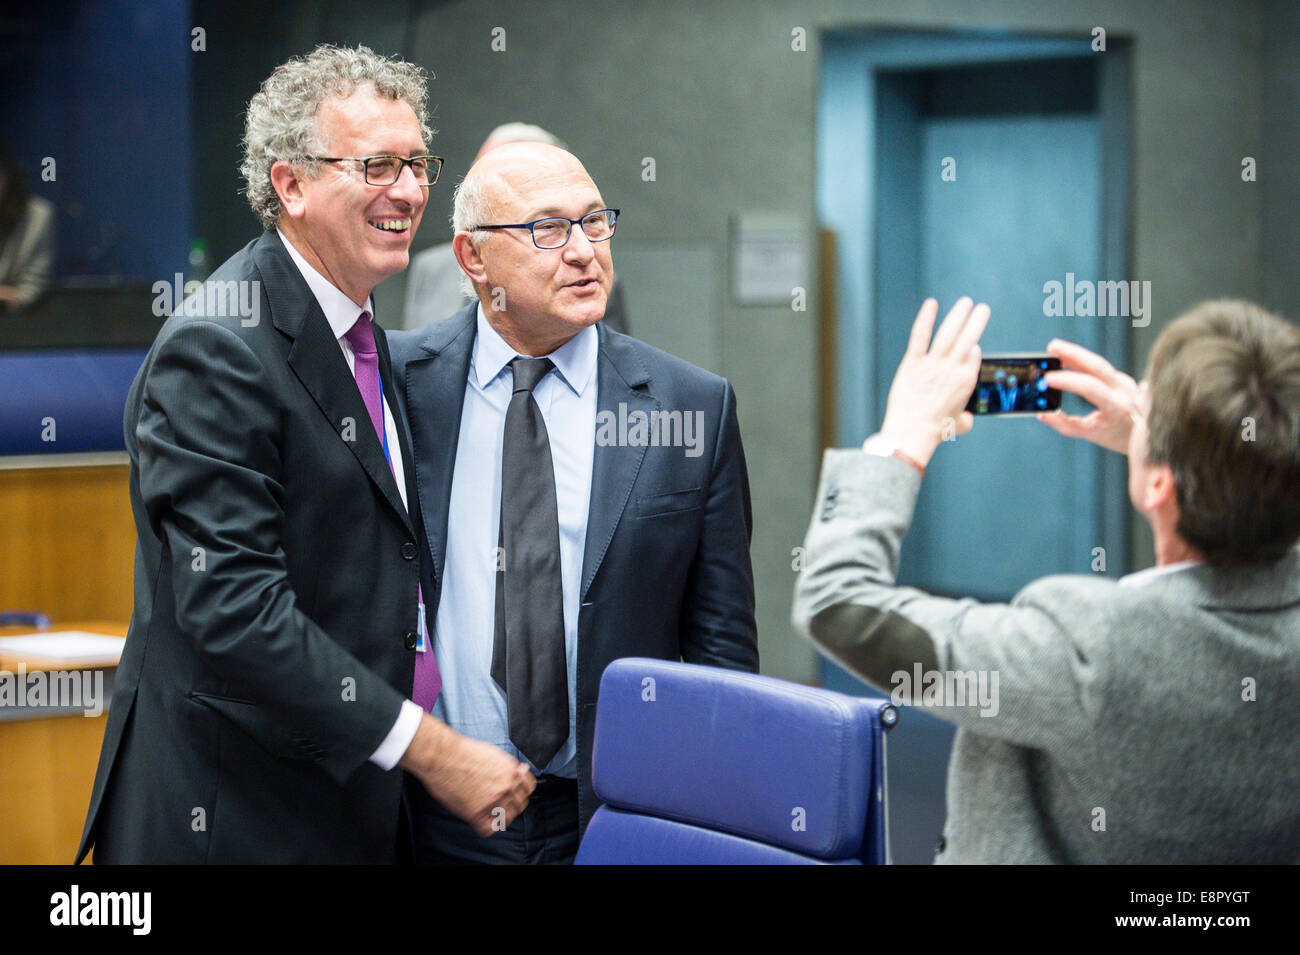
[{"left": 792, "top": 449, "right": 1300, "bottom": 864}]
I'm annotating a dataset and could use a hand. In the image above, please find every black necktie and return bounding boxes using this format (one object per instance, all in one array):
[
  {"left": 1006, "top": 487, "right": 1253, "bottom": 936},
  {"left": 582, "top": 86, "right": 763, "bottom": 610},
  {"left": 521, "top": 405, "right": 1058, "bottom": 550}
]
[{"left": 491, "top": 356, "right": 569, "bottom": 769}]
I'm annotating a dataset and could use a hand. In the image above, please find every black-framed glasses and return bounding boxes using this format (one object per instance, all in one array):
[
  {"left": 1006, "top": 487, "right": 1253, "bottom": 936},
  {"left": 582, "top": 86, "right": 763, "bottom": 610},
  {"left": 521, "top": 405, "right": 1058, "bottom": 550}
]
[
  {"left": 472, "top": 208, "right": 619, "bottom": 249},
  {"left": 305, "top": 154, "right": 443, "bottom": 186}
]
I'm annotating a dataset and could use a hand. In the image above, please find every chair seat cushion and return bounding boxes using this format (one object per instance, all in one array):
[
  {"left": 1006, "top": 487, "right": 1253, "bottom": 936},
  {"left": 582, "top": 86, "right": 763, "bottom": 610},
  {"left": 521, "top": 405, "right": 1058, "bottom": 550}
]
[{"left": 575, "top": 806, "right": 861, "bottom": 865}]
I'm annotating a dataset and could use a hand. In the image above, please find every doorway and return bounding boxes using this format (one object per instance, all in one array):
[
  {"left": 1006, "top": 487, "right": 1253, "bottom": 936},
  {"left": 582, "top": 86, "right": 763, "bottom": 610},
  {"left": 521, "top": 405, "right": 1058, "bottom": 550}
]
[{"left": 817, "top": 28, "right": 1132, "bottom": 864}]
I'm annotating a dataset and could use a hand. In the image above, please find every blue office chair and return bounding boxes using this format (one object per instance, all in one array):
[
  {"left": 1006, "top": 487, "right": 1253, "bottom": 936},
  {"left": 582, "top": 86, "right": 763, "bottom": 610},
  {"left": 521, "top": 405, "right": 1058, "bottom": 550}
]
[{"left": 576, "top": 658, "right": 898, "bottom": 864}]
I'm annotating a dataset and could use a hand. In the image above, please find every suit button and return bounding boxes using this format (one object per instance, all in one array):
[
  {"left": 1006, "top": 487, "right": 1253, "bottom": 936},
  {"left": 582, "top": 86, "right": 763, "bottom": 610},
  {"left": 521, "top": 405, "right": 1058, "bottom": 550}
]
[
  {"left": 936, "top": 835, "right": 947, "bottom": 854},
  {"left": 403, "top": 631, "right": 418, "bottom": 650},
  {"left": 401, "top": 541, "right": 417, "bottom": 560}
]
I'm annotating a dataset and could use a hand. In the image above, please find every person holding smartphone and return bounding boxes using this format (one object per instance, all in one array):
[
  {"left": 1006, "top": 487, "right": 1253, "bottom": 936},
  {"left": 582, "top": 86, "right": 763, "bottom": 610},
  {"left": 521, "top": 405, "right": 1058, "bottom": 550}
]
[{"left": 792, "top": 296, "right": 1300, "bottom": 863}]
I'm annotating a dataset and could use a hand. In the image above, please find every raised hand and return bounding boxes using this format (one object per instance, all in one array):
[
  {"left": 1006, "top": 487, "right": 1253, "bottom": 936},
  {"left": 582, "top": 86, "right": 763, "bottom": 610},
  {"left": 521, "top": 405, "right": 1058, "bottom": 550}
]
[
  {"left": 1038, "top": 338, "right": 1139, "bottom": 455},
  {"left": 878, "top": 297, "right": 990, "bottom": 467}
]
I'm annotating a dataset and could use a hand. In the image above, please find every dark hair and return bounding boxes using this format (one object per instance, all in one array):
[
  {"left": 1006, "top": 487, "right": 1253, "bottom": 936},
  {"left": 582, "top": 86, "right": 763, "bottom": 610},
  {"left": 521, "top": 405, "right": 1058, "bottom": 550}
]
[
  {"left": 1145, "top": 300, "right": 1300, "bottom": 565},
  {"left": 0, "top": 141, "right": 31, "bottom": 245}
]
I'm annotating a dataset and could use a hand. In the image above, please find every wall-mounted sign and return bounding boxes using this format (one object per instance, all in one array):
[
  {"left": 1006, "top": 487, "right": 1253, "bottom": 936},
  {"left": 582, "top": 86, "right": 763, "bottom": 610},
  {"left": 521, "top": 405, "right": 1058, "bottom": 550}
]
[{"left": 730, "top": 213, "right": 810, "bottom": 306}]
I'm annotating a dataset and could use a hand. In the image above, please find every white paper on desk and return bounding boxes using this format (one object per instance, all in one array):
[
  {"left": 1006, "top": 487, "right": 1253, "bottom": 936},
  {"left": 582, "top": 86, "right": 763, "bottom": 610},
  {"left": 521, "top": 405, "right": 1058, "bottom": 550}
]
[{"left": 0, "top": 631, "right": 125, "bottom": 663}]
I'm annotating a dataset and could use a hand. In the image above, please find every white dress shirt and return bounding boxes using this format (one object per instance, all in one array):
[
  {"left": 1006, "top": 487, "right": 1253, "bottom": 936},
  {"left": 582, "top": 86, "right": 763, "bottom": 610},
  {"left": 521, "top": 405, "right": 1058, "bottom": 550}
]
[
  {"left": 275, "top": 230, "right": 423, "bottom": 769},
  {"left": 430, "top": 304, "right": 597, "bottom": 776},
  {"left": 1118, "top": 560, "right": 1202, "bottom": 588}
]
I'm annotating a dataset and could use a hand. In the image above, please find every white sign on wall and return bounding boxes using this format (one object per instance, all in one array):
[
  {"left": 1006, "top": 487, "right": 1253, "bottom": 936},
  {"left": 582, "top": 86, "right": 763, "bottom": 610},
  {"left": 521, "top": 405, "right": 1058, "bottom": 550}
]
[{"left": 730, "top": 213, "right": 810, "bottom": 306}]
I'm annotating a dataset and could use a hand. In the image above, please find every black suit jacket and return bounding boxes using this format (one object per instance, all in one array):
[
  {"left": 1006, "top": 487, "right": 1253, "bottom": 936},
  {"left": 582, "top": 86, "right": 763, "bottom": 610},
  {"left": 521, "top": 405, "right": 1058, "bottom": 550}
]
[
  {"left": 388, "top": 305, "right": 759, "bottom": 833},
  {"left": 77, "top": 230, "right": 425, "bottom": 863}
]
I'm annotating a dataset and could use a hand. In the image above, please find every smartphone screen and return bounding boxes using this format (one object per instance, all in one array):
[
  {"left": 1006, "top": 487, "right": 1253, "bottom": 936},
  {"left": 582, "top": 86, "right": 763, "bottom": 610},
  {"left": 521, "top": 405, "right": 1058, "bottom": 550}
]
[{"left": 966, "top": 355, "right": 1062, "bottom": 415}]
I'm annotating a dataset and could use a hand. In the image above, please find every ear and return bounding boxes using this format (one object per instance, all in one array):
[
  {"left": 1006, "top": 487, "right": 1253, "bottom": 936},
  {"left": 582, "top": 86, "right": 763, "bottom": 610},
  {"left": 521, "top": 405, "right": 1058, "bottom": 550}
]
[
  {"left": 270, "top": 160, "right": 309, "bottom": 220},
  {"left": 452, "top": 232, "right": 488, "bottom": 287},
  {"left": 1142, "top": 461, "right": 1178, "bottom": 513}
]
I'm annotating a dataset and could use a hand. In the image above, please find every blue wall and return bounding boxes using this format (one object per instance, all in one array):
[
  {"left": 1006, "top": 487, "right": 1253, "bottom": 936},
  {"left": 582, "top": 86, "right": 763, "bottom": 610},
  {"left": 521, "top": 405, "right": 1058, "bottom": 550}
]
[{"left": 2, "top": 1, "right": 193, "bottom": 283}]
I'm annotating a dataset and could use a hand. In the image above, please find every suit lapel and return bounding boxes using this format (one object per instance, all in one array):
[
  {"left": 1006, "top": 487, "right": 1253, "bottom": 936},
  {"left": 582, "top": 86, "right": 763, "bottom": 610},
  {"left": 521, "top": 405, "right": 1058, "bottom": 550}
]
[
  {"left": 255, "top": 232, "right": 413, "bottom": 535},
  {"left": 402, "top": 307, "right": 476, "bottom": 587},
  {"left": 581, "top": 324, "right": 656, "bottom": 600}
]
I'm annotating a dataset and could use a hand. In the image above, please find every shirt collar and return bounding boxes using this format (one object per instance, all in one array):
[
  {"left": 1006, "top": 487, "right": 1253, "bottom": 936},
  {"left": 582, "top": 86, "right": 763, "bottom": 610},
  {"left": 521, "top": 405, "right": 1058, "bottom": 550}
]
[
  {"left": 276, "top": 228, "right": 373, "bottom": 341},
  {"left": 1118, "top": 560, "right": 1202, "bottom": 588},
  {"left": 471, "top": 302, "right": 598, "bottom": 397}
]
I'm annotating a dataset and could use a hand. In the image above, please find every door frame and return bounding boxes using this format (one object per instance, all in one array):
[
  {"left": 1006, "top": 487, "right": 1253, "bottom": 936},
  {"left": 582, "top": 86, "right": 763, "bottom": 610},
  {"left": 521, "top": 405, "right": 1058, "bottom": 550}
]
[{"left": 816, "top": 26, "right": 1133, "bottom": 574}]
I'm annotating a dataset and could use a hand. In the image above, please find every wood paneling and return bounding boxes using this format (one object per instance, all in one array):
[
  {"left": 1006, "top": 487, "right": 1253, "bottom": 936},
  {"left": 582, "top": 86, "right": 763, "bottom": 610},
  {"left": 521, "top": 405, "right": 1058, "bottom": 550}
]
[
  {"left": 0, "top": 463, "right": 134, "bottom": 622},
  {"left": 0, "top": 710, "right": 109, "bottom": 864},
  {"left": 0, "top": 622, "right": 125, "bottom": 865},
  {"left": 0, "top": 460, "right": 132, "bottom": 864}
]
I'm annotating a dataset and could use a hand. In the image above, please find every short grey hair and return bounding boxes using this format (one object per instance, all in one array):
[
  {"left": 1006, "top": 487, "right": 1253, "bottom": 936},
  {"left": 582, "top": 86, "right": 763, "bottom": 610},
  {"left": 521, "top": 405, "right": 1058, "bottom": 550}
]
[
  {"left": 451, "top": 170, "right": 493, "bottom": 245},
  {"left": 240, "top": 44, "right": 433, "bottom": 229},
  {"left": 451, "top": 169, "right": 495, "bottom": 297}
]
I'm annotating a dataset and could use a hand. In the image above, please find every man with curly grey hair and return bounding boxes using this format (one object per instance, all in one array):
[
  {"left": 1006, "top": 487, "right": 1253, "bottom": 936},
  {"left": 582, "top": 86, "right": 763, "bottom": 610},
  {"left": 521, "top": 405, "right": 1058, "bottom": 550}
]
[{"left": 78, "top": 44, "right": 534, "bottom": 864}]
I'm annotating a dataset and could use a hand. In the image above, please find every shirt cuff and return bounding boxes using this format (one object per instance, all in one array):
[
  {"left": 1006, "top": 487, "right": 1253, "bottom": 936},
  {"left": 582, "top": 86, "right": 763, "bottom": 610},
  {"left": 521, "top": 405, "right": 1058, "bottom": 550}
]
[
  {"left": 861, "top": 432, "right": 889, "bottom": 455},
  {"left": 369, "top": 699, "right": 424, "bottom": 770},
  {"left": 861, "top": 433, "right": 926, "bottom": 476}
]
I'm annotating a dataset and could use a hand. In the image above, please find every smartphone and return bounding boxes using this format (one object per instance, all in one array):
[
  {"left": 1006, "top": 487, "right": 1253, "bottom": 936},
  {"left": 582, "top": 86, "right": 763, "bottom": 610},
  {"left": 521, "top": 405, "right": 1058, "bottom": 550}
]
[{"left": 966, "top": 354, "right": 1062, "bottom": 416}]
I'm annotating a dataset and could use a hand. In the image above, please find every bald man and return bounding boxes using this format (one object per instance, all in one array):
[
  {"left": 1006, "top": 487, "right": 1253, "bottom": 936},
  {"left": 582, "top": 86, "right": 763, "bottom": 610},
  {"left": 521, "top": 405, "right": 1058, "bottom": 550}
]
[
  {"left": 388, "top": 143, "right": 758, "bottom": 864},
  {"left": 399, "top": 124, "right": 629, "bottom": 332}
]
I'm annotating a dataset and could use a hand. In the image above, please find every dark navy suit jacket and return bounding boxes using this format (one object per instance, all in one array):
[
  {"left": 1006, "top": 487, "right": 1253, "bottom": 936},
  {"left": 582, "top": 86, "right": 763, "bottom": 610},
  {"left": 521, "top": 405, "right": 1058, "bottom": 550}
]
[{"left": 388, "top": 305, "right": 759, "bottom": 832}]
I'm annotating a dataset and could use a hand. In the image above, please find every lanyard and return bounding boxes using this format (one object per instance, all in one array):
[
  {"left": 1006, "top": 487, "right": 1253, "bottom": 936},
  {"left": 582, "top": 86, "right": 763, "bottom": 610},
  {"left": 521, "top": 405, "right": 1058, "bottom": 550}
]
[{"left": 376, "top": 366, "right": 391, "bottom": 469}]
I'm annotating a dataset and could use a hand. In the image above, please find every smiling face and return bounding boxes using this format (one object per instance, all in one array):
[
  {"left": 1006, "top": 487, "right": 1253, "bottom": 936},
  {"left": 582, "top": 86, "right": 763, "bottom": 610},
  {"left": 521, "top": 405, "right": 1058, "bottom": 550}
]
[
  {"left": 456, "top": 143, "right": 613, "bottom": 356},
  {"left": 273, "top": 87, "right": 427, "bottom": 305}
]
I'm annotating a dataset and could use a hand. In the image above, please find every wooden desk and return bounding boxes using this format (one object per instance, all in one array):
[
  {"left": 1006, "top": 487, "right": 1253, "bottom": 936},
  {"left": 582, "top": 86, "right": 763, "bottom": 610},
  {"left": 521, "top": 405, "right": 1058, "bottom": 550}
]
[
  {"left": 0, "top": 621, "right": 125, "bottom": 865},
  {"left": 0, "top": 459, "right": 135, "bottom": 623}
]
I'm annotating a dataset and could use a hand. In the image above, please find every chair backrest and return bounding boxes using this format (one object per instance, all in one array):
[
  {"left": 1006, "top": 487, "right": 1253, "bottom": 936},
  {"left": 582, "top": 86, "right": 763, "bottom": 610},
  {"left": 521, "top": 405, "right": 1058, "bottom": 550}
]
[
  {"left": 0, "top": 349, "right": 145, "bottom": 456},
  {"left": 576, "top": 658, "right": 897, "bottom": 865}
]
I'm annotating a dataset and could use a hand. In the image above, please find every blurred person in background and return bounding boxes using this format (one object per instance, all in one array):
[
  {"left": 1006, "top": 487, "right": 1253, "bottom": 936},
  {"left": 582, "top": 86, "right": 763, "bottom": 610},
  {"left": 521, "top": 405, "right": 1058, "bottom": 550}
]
[{"left": 0, "top": 142, "right": 55, "bottom": 312}]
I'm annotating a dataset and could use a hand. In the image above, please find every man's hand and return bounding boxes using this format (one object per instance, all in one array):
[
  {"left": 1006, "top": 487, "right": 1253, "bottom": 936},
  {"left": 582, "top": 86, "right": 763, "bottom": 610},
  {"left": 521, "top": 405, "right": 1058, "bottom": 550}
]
[
  {"left": 399, "top": 714, "right": 535, "bottom": 837},
  {"left": 1038, "top": 338, "right": 1139, "bottom": 455},
  {"left": 877, "top": 297, "right": 989, "bottom": 468}
]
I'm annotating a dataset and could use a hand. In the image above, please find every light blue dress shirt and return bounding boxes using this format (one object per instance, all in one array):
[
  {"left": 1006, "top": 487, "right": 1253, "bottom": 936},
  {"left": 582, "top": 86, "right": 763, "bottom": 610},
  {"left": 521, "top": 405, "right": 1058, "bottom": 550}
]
[{"left": 430, "top": 304, "right": 597, "bottom": 777}]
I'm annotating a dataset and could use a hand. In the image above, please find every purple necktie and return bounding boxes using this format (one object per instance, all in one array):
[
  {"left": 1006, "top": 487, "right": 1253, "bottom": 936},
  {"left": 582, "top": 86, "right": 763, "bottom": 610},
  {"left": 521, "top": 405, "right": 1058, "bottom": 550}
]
[{"left": 345, "top": 311, "right": 442, "bottom": 710}]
